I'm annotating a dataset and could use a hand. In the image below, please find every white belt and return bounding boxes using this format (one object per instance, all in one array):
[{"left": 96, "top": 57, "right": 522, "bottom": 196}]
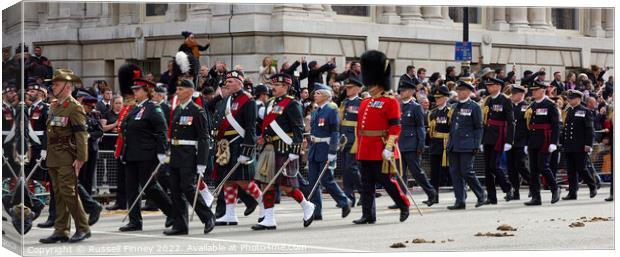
[
  {"left": 310, "top": 136, "right": 330, "bottom": 143},
  {"left": 171, "top": 139, "right": 198, "bottom": 146},
  {"left": 2, "top": 131, "right": 9, "bottom": 136},
  {"left": 33, "top": 131, "right": 44, "bottom": 136},
  {"left": 269, "top": 121, "right": 293, "bottom": 145},
  {"left": 225, "top": 97, "right": 246, "bottom": 138}
]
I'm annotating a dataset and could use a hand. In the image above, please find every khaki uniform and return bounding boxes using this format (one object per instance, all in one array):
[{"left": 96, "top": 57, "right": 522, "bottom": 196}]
[{"left": 46, "top": 95, "right": 89, "bottom": 236}]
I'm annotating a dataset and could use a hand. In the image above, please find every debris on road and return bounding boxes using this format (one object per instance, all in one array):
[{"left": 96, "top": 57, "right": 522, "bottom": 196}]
[
  {"left": 496, "top": 224, "right": 517, "bottom": 231},
  {"left": 475, "top": 232, "right": 515, "bottom": 237},
  {"left": 390, "top": 242, "right": 406, "bottom": 248},
  {"left": 569, "top": 222, "right": 585, "bottom": 228},
  {"left": 411, "top": 238, "right": 436, "bottom": 244}
]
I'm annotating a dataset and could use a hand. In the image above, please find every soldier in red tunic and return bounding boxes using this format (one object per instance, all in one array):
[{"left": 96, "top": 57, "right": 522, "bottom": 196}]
[{"left": 353, "top": 50, "right": 410, "bottom": 225}]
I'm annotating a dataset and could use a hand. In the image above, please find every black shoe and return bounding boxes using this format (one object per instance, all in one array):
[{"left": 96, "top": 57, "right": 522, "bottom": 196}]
[
  {"left": 605, "top": 195, "right": 613, "bottom": 201},
  {"left": 215, "top": 220, "right": 238, "bottom": 226},
  {"left": 589, "top": 187, "right": 597, "bottom": 198},
  {"left": 387, "top": 204, "right": 399, "bottom": 210},
  {"left": 447, "top": 204, "right": 466, "bottom": 210},
  {"left": 2, "top": 216, "right": 6, "bottom": 221},
  {"left": 251, "top": 224, "right": 276, "bottom": 230},
  {"left": 303, "top": 214, "right": 315, "bottom": 227},
  {"left": 257, "top": 216, "right": 264, "bottom": 223},
  {"left": 244, "top": 200, "right": 258, "bottom": 216},
  {"left": 37, "top": 219, "right": 54, "bottom": 228},
  {"left": 352, "top": 216, "right": 376, "bottom": 224},
  {"left": 524, "top": 199, "right": 542, "bottom": 206},
  {"left": 423, "top": 192, "right": 436, "bottom": 207},
  {"left": 484, "top": 199, "right": 497, "bottom": 205},
  {"left": 163, "top": 228, "right": 188, "bottom": 236},
  {"left": 504, "top": 189, "right": 514, "bottom": 202},
  {"left": 119, "top": 223, "right": 142, "bottom": 232},
  {"left": 475, "top": 196, "right": 487, "bottom": 208},
  {"left": 562, "top": 194, "right": 577, "bottom": 200},
  {"left": 374, "top": 192, "right": 382, "bottom": 198},
  {"left": 105, "top": 204, "right": 126, "bottom": 211},
  {"left": 204, "top": 217, "right": 215, "bottom": 234},
  {"left": 88, "top": 204, "right": 103, "bottom": 226},
  {"left": 399, "top": 207, "right": 409, "bottom": 222},
  {"left": 165, "top": 216, "right": 174, "bottom": 228},
  {"left": 341, "top": 205, "right": 351, "bottom": 218},
  {"left": 433, "top": 194, "right": 439, "bottom": 204},
  {"left": 39, "top": 234, "right": 69, "bottom": 244},
  {"left": 551, "top": 188, "right": 561, "bottom": 204},
  {"left": 513, "top": 192, "right": 521, "bottom": 200},
  {"left": 68, "top": 231, "right": 91, "bottom": 243}
]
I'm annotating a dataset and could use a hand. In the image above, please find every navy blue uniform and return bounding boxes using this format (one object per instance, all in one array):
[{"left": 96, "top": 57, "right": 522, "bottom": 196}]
[
  {"left": 26, "top": 100, "right": 49, "bottom": 181},
  {"left": 397, "top": 99, "right": 435, "bottom": 201},
  {"left": 506, "top": 100, "right": 531, "bottom": 199},
  {"left": 307, "top": 102, "right": 349, "bottom": 217},
  {"left": 446, "top": 99, "right": 486, "bottom": 207},
  {"left": 339, "top": 96, "right": 362, "bottom": 205},
  {"left": 482, "top": 94, "right": 514, "bottom": 203},
  {"left": 561, "top": 104, "right": 596, "bottom": 197}
]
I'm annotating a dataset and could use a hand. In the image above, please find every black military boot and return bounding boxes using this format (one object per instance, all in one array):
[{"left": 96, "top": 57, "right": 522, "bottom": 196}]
[
  {"left": 352, "top": 216, "right": 376, "bottom": 224},
  {"left": 551, "top": 187, "right": 561, "bottom": 204},
  {"left": 524, "top": 197, "right": 542, "bottom": 206}
]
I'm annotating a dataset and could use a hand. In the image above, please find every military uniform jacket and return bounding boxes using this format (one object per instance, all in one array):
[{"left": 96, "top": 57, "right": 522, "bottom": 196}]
[
  {"left": 512, "top": 101, "right": 529, "bottom": 147},
  {"left": 308, "top": 102, "right": 339, "bottom": 162},
  {"left": 120, "top": 99, "right": 168, "bottom": 162},
  {"left": 2, "top": 102, "right": 15, "bottom": 144},
  {"left": 339, "top": 96, "right": 361, "bottom": 150},
  {"left": 525, "top": 97, "right": 560, "bottom": 150},
  {"left": 356, "top": 94, "right": 401, "bottom": 161},
  {"left": 45, "top": 96, "right": 88, "bottom": 167},
  {"left": 428, "top": 105, "right": 451, "bottom": 155},
  {"left": 482, "top": 94, "right": 515, "bottom": 148},
  {"left": 447, "top": 99, "right": 483, "bottom": 152},
  {"left": 170, "top": 100, "right": 210, "bottom": 168},
  {"left": 260, "top": 95, "right": 304, "bottom": 155},
  {"left": 561, "top": 104, "right": 593, "bottom": 153},
  {"left": 86, "top": 110, "right": 104, "bottom": 152},
  {"left": 399, "top": 99, "right": 425, "bottom": 153},
  {"left": 213, "top": 90, "right": 256, "bottom": 157},
  {"left": 28, "top": 100, "right": 49, "bottom": 149}
]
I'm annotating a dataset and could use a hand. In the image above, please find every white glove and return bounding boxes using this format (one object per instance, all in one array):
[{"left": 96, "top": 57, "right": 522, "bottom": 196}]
[
  {"left": 382, "top": 149, "right": 393, "bottom": 160},
  {"left": 157, "top": 154, "right": 166, "bottom": 164},
  {"left": 548, "top": 144, "right": 557, "bottom": 153},
  {"left": 524, "top": 146, "right": 528, "bottom": 154},
  {"left": 503, "top": 144, "right": 512, "bottom": 152},
  {"left": 288, "top": 153, "right": 300, "bottom": 161},
  {"left": 197, "top": 165, "right": 206, "bottom": 176},
  {"left": 237, "top": 155, "right": 251, "bottom": 164},
  {"left": 40, "top": 150, "right": 47, "bottom": 160},
  {"left": 327, "top": 154, "right": 337, "bottom": 162},
  {"left": 585, "top": 145, "right": 593, "bottom": 154},
  {"left": 479, "top": 145, "right": 484, "bottom": 153}
]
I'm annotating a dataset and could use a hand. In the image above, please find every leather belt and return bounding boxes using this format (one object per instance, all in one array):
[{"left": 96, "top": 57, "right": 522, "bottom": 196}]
[
  {"left": 341, "top": 120, "right": 357, "bottom": 127},
  {"left": 360, "top": 130, "right": 387, "bottom": 137}
]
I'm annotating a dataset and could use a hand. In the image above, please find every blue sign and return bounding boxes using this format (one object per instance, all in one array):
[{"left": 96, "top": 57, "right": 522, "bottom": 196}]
[{"left": 455, "top": 42, "right": 472, "bottom": 61}]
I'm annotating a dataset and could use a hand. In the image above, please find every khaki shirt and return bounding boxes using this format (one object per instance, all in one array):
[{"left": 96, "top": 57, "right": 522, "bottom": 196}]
[{"left": 45, "top": 95, "right": 88, "bottom": 167}]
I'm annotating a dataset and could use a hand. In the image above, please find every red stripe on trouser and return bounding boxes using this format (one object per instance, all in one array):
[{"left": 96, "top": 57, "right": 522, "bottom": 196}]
[
  {"left": 224, "top": 184, "right": 238, "bottom": 204},
  {"left": 286, "top": 188, "right": 304, "bottom": 203},
  {"left": 241, "top": 181, "right": 262, "bottom": 200},
  {"left": 262, "top": 190, "right": 276, "bottom": 209},
  {"left": 389, "top": 177, "right": 410, "bottom": 207},
  {"left": 198, "top": 180, "right": 206, "bottom": 191}
]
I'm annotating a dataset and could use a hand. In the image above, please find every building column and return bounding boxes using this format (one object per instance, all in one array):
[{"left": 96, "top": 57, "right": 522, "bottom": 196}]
[
  {"left": 586, "top": 8, "right": 605, "bottom": 37},
  {"left": 441, "top": 6, "right": 453, "bottom": 24},
  {"left": 421, "top": 6, "right": 443, "bottom": 24},
  {"left": 507, "top": 7, "right": 530, "bottom": 31},
  {"left": 603, "top": 8, "right": 614, "bottom": 38},
  {"left": 545, "top": 8, "right": 556, "bottom": 29},
  {"left": 322, "top": 4, "right": 337, "bottom": 17},
  {"left": 528, "top": 7, "right": 551, "bottom": 29},
  {"left": 400, "top": 6, "right": 423, "bottom": 24},
  {"left": 489, "top": 7, "right": 509, "bottom": 31},
  {"left": 378, "top": 5, "right": 401, "bottom": 24}
]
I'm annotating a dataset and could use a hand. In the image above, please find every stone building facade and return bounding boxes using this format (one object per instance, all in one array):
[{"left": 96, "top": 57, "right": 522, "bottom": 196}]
[{"left": 2, "top": 2, "right": 614, "bottom": 91}]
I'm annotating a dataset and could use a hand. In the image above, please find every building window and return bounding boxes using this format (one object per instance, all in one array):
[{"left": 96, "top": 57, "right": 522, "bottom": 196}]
[
  {"left": 448, "top": 7, "right": 480, "bottom": 24},
  {"left": 332, "top": 5, "right": 370, "bottom": 16},
  {"left": 552, "top": 8, "right": 578, "bottom": 30},
  {"left": 146, "top": 4, "right": 167, "bottom": 17}
]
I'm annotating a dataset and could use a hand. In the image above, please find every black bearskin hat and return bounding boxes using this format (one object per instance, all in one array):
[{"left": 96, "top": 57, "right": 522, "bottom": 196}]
[
  {"left": 170, "top": 51, "right": 200, "bottom": 95},
  {"left": 117, "top": 63, "right": 142, "bottom": 96},
  {"left": 360, "top": 50, "right": 391, "bottom": 91}
]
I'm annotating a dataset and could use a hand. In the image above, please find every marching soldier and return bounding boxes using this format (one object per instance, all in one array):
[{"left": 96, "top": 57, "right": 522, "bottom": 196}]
[
  {"left": 523, "top": 80, "right": 561, "bottom": 206},
  {"left": 212, "top": 70, "right": 262, "bottom": 226},
  {"left": 481, "top": 78, "right": 515, "bottom": 204},
  {"left": 307, "top": 83, "right": 351, "bottom": 220},
  {"left": 353, "top": 50, "right": 410, "bottom": 224},
  {"left": 164, "top": 79, "right": 215, "bottom": 235},
  {"left": 339, "top": 77, "right": 363, "bottom": 207},
  {"left": 393, "top": 80, "right": 436, "bottom": 208},
  {"left": 507, "top": 85, "right": 531, "bottom": 200},
  {"left": 561, "top": 89, "right": 597, "bottom": 200},
  {"left": 2, "top": 82, "right": 18, "bottom": 179},
  {"left": 253, "top": 73, "right": 315, "bottom": 230},
  {"left": 446, "top": 80, "right": 487, "bottom": 210},
  {"left": 118, "top": 77, "right": 177, "bottom": 232},
  {"left": 427, "top": 85, "right": 452, "bottom": 204},
  {"left": 76, "top": 91, "right": 104, "bottom": 195},
  {"left": 39, "top": 69, "right": 91, "bottom": 243},
  {"left": 25, "top": 81, "right": 49, "bottom": 181}
]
